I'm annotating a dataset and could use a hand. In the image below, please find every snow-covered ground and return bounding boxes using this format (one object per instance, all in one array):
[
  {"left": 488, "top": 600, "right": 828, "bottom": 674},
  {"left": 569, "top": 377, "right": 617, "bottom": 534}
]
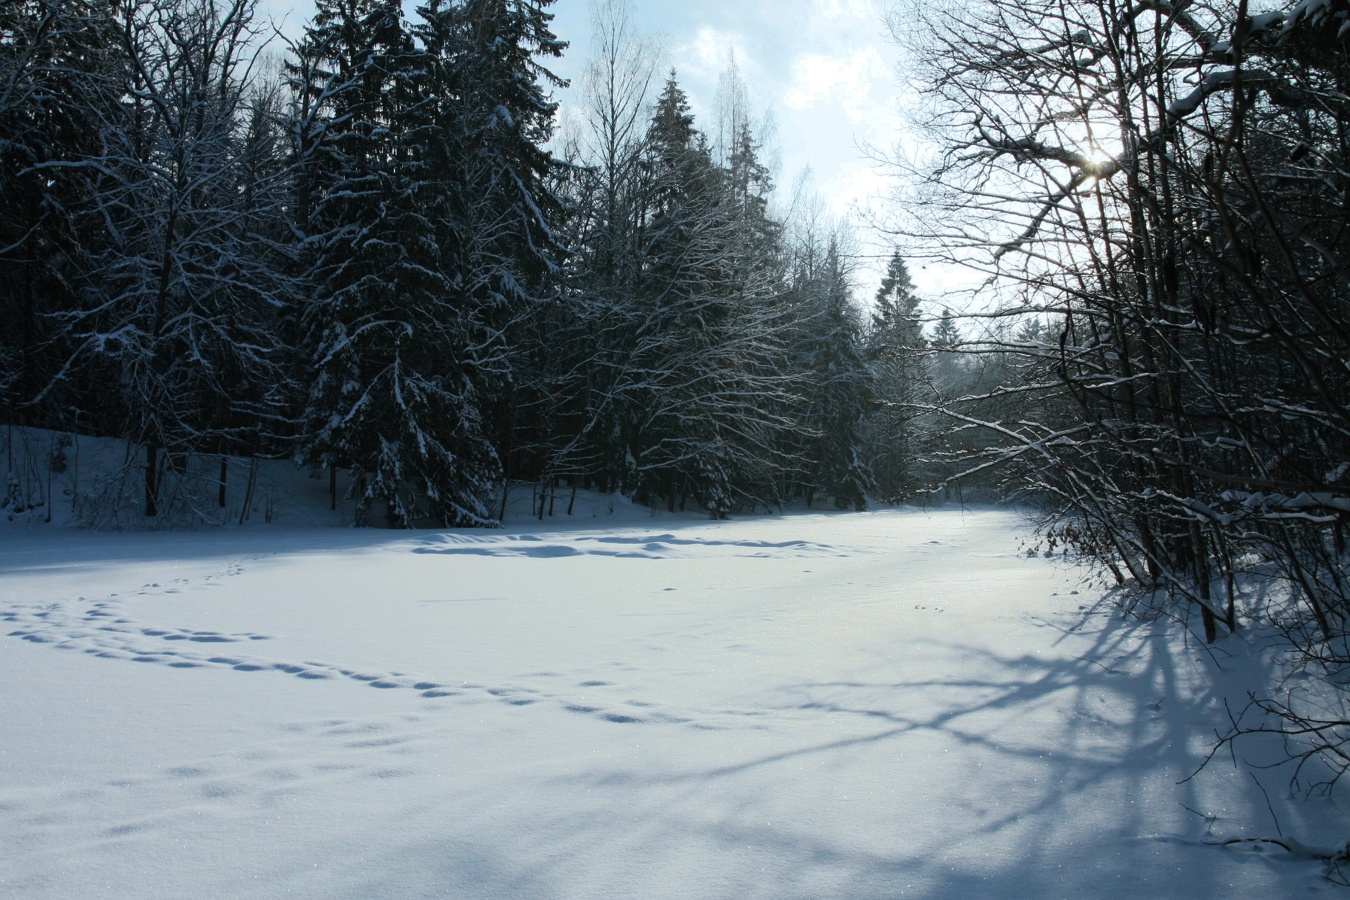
[{"left": 1, "top": 464, "right": 1347, "bottom": 895}]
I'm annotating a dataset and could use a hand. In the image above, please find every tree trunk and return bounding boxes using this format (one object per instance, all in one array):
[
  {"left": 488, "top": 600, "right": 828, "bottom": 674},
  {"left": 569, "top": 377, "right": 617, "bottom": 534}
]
[
  {"left": 218, "top": 455, "right": 228, "bottom": 508},
  {"left": 145, "top": 442, "right": 159, "bottom": 517}
]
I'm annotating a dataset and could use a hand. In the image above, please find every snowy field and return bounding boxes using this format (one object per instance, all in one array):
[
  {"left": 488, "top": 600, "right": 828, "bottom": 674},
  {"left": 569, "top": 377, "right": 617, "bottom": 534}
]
[{"left": 1, "top": 503, "right": 1346, "bottom": 897}]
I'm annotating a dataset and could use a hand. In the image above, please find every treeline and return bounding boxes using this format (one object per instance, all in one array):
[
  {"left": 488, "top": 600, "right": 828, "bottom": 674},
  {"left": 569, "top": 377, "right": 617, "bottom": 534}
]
[
  {"left": 1, "top": 0, "right": 942, "bottom": 526},
  {"left": 898, "top": 0, "right": 1350, "bottom": 780}
]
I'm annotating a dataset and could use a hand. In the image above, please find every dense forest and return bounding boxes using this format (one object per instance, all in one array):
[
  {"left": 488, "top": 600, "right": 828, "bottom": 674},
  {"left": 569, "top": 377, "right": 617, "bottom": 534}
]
[{"left": 0, "top": 0, "right": 957, "bottom": 529}]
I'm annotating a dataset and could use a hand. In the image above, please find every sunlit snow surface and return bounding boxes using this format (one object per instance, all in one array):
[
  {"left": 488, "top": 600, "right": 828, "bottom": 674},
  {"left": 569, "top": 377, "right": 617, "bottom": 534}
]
[{"left": 0, "top": 508, "right": 1341, "bottom": 897}]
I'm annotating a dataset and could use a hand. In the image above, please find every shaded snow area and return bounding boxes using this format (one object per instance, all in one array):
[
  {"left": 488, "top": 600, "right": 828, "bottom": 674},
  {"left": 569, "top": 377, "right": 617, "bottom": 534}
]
[{"left": 2, "top": 508, "right": 1347, "bottom": 897}]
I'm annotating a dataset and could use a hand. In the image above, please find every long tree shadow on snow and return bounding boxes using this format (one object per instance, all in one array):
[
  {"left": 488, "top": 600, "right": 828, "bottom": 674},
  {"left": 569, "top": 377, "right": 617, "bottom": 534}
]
[{"left": 540, "top": 602, "right": 1326, "bottom": 899}]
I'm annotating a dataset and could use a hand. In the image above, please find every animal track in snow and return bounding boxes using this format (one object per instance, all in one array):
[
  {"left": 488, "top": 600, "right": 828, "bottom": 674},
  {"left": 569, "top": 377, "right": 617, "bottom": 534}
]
[{"left": 4, "top": 560, "right": 713, "bottom": 732}]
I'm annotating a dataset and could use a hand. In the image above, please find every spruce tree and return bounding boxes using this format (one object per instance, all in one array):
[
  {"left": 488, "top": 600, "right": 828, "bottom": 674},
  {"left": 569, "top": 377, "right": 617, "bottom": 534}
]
[
  {"left": 294, "top": 0, "right": 468, "bottom": 526},
  {"left": 628, "top": 75, "right": 793, "bottom": 517},
  {"left": 293, "top": 0, "right": 566, "bottom": 526},
  {"left": 865, "top": 250, "right": 927, "bottom": 500},
  {"left": 629, "top": 75, "right": 728, "bottom": 510},
  {"left": 792, "top": 239, "right": 874, "bottom": 510},
  {"left": 414, "top": 0, "right": 568, "bottom": 521}
]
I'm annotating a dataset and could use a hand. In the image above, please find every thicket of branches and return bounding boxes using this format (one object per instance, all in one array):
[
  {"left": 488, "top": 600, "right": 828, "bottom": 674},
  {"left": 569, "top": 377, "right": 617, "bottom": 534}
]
[
  {"left": 893, "top": 0, "right": 1350, "bottom": 797},
  {"left": 2, "top": 0, "right": 939, "bottom": 526}
]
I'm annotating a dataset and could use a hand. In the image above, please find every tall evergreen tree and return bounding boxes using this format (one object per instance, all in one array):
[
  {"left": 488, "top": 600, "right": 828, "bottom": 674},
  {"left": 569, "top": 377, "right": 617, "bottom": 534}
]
[
  {"left": 790, "top": 236, "right": 874, "bottom": 509},
  {"left": 620, "top": 75, "right": 795, "bottom": 516},
  {"left": 293, "top": 0, "right": 566, "bottom": 526},
  {"left": 294, "top": 0, "right": 495, "bottom": 527},
  {"left": 415, "top": 0, "right": 568, "bottom": 519},
  {"left": 625, "top": 75, "right": 724, "bottom": 507},
  {"left": 865, "top": 250, "right": 926, "bottom": 500}
]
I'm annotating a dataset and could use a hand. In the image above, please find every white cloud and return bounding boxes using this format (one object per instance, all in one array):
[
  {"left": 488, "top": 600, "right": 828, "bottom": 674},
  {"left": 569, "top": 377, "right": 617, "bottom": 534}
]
[
  {"left": 783, "top": 46, "right": 889, "bottom": 120},
  {"left": 677, "top": 25, "right": 756, "bottom": 83},
  {"left": 815, "top": 0, "right": 885, "bottom": 22}
]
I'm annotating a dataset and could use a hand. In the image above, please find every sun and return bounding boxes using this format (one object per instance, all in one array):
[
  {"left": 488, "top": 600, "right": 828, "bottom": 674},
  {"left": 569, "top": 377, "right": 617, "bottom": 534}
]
[
  {"left": 1079, "top": 144, "right": 1116, "bottom": 178},
  {"left": 1085, "top": 146, "right": 1114, "bottom": 165}
]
